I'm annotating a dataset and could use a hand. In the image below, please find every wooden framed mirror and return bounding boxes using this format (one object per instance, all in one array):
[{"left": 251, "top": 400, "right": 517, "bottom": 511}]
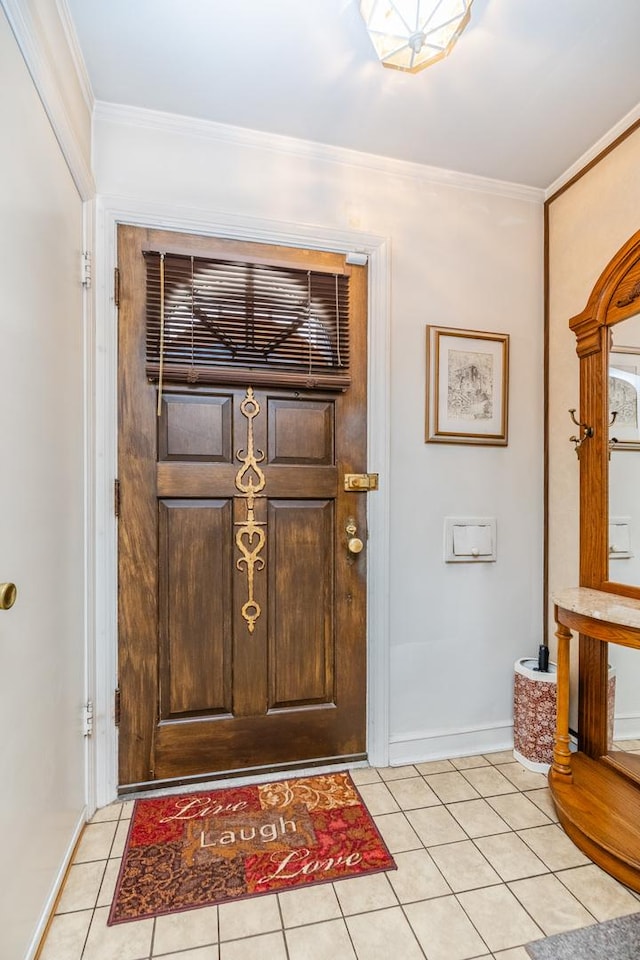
[
  {"left": 570, "top": 228, "right": 640, "bottom": 605},
  {"left": 569, "top": 231, "right": 640, "bottom": 761},
  {"left": 547, "top": 232, "right": 640, "bottom": 889}
]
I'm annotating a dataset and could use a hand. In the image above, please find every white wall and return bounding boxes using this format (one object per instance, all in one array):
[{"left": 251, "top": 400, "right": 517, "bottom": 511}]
[
  {"left": 94, "top": 104, "right": 545, "bottom": 764},
  {"left": 0, "top": 6, "right": 87, "bottom": 957},
  {"left": 548, "top": 126, "right": 640, "bottom": 738}
]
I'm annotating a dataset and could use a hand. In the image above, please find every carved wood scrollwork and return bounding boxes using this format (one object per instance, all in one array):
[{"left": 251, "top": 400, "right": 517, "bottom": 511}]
[{"left": 615, "top": 279, "right": 640, "bottom": 309}]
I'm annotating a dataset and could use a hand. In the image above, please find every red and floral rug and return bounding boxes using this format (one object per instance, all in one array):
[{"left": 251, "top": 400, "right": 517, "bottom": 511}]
[{"left": 108, "top": 771, "right": 396, "bottom": 923}]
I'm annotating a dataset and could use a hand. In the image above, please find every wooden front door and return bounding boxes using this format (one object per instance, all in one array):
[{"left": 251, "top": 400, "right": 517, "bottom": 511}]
[{"left": 117, "top": 226, "right": 369, "bottom": 790}]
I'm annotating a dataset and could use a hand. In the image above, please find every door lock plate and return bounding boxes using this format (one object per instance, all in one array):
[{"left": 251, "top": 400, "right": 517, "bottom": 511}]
[{"left": 344, "top": 473, "right": 379, "bottom": 492}]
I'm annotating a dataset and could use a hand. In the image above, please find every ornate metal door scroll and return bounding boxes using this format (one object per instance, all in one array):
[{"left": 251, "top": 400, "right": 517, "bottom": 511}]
[{"left": 234, "top": 387, "right": 266, "bottom": 633}]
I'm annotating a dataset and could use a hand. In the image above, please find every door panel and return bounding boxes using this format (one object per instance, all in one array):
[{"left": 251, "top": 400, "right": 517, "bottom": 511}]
[
  {"left": 268, "top": 500, "right": 334, "bottom": 708},
  {"left": 159, "top": 499, "right": 233, "bottom": 717},
  {"left": 159, "top": 393, "right": 233, "bottom": 462},
  {"left": 268, "top": 398, "right": 334, "bottom": 464},
  {"left": 117, "top": 225, "right": 368, "bottom": 789}
]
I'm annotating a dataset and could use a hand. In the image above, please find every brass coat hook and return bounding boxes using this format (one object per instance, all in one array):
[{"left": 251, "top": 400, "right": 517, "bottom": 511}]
[
  {"left": 608, "top": 411, "right": 619, "bottom": 459},
  {"left": 568, "top": 408, "right": 594, "bottom": 459}
]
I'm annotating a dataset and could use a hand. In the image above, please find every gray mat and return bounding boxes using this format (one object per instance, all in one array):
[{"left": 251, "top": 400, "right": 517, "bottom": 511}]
[{"left": 525, "top": 912, "right": 640, "bottom": 959}]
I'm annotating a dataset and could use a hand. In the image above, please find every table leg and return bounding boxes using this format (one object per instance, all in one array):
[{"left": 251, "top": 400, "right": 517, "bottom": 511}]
[{"left": 552, "top": 620, "right": 573, "bottom": 780}]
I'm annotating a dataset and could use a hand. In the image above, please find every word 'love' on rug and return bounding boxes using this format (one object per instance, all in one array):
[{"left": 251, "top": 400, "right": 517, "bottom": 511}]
[{"left": 108, "top": 771, "right": 396, "bottom": 924}]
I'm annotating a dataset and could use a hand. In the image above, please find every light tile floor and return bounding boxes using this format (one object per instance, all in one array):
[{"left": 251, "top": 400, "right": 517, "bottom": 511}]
[{"left": 38, "top": 749, "right": 640, "bottom": 960}]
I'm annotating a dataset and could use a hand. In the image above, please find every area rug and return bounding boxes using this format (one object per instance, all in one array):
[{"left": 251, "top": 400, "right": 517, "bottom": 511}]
[
  {"left": 108, "top": 771, "right": 395, "bottom": 924},
  {"left": 525, "top": 912, "right": 640, "bottom": 959}
]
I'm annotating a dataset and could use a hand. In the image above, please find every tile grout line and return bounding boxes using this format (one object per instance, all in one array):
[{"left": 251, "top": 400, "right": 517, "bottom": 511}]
[
  {"left": 439, "top": 760, "right": 546, "bottom": 956},
  {"left": 505, "top": 874, "right": 599, "bottom": 935},
  {"left": 429, "top": 778, "right": 507, "bottom": 958},
  {"left": 74, "top": 820, "right": 120, "bottom": 960},
  {"left": 551, "top": 863, "right": 637, "bottom": 923},
  {"left": 472, "top": 765, "right": 600, "bottom": 951},
  {"left": 332, "top": 883, "right": 363, "bottom": 960},
  {"left": 385, "top": 778, "right": 497, "bottom": 959},
  {"left": 274, "top": 889, "right": 291, "bottom": 960},
  {"left": 332, "top": 868, "right": 432, "bottom": 960},
  {"left": 147, "top": 916, "right": 157, "bottom": 959},
  {"left": 79, "top": 903, "right": 95, "bottom": 960},
  {"left": 483, "top": 765, "right": 552, "bottom": 952}
]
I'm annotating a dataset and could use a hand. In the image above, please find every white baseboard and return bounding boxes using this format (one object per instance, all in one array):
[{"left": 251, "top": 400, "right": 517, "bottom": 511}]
[
  {"left": 389, "top": 722, "right": 514, "bottom": 766},
  {"left": 25, "top": 807, "right": 87, "bottom": 960},
  {"left": 614, "top": 714, "right": 640, "bottom": 741}
]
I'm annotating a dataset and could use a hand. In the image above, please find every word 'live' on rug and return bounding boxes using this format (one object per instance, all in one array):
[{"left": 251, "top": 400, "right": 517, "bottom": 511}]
[{"left": 109, "top": 771, "right": 396, "bottom": 923}]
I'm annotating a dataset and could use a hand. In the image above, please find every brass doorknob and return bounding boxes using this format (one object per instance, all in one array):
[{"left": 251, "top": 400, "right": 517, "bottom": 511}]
[
  {"left": 0, "top": 583, "right": 17, "bottom": 610},
  {"left": 347, "top": 537, "right": 364, "bottom": 554}
]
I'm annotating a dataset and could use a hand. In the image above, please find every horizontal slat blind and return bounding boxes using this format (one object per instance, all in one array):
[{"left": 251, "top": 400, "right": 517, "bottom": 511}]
[{"left": 145, "top": 252, "right": 351, "bottom": 390}]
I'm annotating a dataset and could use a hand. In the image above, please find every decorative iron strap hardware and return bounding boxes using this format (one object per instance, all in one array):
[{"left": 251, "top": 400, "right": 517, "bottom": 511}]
[{"left": 234, "top": 387, "right": 266, "bottom": 633}]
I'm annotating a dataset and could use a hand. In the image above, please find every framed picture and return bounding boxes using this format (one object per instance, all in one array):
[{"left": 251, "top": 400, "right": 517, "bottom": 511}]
[
  {"left": 426, "top": 326, "right": 509, "bottom": 445},
  {"left": 609, "top": 346, "right": 640, "bottom": 450}
]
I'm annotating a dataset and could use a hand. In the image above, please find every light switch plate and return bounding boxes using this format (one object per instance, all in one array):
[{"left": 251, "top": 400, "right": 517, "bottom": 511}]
[
  {"left": 444, "top": 517, "right": 497, "bottom": 563},
  {"left": 609, "top": 516, "right": 632, "bottom": 559}
]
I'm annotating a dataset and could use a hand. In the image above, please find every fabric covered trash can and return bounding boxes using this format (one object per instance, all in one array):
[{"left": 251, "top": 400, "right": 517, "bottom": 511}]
[{"left": 513, "top": 657, "right": 557, "bottom": 772}]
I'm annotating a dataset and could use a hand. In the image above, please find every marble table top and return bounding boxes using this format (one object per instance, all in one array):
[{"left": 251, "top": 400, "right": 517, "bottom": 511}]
[{"left": 552, "top": 587, "right": 640, "bottom": 630}]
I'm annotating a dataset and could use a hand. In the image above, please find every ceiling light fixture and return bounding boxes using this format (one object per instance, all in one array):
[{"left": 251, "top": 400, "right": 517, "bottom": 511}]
[{"left": 359, "top": 0, "right": 474, "bottom": 73}]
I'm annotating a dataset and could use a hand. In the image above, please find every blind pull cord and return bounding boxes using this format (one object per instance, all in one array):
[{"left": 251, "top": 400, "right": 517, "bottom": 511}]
[
  {"left": 307, "top": 270, "right": 312, "bottom": 376},
  {"left": 156, "top": 252, "right": 166, "bottom": 417},
  {"left": 335, "top": 274, "right": 342, "bottom": 369},
  {"left": 188, "top": 255, "right": 198, "bottom": 383}
]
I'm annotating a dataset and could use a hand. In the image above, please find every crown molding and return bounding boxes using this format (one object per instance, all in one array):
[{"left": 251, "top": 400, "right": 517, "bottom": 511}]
[
  {"left": 94, "top": 100, "right": 544, "bottom": 205},
  {"left": 1, "top": 0, "right": 95, "bottom": 199},
  {"left": 546, "top": 101, "right": 640, "bottom": 201},
  {"left": 55, "top": 0, "right": 94, "bottom": 113}
]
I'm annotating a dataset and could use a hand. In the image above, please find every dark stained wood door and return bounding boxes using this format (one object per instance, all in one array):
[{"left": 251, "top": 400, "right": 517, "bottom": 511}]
[{"left": 117, "top": 226, "right": 369, "bottom": 790}]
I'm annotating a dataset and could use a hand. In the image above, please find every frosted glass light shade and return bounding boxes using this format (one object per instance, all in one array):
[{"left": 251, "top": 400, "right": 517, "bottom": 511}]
[{"left": 360, "top": 0, "right": 473, "bottom": 73}]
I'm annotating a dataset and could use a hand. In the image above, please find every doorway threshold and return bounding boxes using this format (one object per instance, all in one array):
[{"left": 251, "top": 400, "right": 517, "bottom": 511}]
[{"left": 118, "top": 753, "right": 369, "bottom": 800}]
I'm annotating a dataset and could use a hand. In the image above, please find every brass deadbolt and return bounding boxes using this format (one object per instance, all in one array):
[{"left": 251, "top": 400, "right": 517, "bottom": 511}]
[{"left": 0, "top": 583, "right": 17, "bottom": 610}]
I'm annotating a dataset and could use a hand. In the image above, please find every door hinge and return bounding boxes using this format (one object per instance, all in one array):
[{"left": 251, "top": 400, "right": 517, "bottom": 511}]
[
  {"left": 114, "top": 267, "right": 120, "bottom": 307},
  {"left": 114, "top": 479, "right": 120, "bottom": 518},
  {"left": 81, "top": 251, "right": 92, "bottom": 288},
  {"left": 83, "top": 699, "right": 94, "bottom": 737},
  {"left": 114, "top": 687, "right": 121, "bottom": 726},
  {"left": 344, "top": 473, "right": 379, "bottom": 492}
]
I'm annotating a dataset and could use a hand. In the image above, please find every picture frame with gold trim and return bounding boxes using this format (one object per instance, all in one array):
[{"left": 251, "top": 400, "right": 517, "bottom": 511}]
[{"left": 426, "top": 325, "right": 509, "bottom": 445}]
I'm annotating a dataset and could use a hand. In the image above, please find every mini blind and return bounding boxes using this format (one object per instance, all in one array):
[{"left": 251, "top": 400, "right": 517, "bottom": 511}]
[{"left": 144, "top": 252, "right": 351, "bottom": 391}]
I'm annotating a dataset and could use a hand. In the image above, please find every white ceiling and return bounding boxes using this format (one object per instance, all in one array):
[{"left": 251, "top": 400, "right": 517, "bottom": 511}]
[{"left": 65, "top": 0, "right": 640, "bottom": 189}]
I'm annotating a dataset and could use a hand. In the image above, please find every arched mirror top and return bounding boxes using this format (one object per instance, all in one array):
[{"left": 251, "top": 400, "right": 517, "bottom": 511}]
[
  {"left": 569, "top": 228, "right": 640, "bottom": 602},
  {"left": 569, "top": 229, "right": 640, "bottom": 357}
]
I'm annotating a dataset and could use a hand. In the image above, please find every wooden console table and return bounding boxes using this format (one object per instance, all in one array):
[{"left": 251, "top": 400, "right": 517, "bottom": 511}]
[{"left": 550, "top": 587, "right": 640, "bottom": 891}]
